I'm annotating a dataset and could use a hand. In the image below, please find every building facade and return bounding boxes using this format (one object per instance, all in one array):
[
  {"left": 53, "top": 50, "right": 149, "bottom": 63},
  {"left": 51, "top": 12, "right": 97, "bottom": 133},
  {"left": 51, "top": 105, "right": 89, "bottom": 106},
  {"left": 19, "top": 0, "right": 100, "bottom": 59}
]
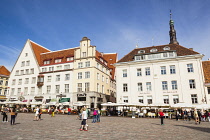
[
  {"left": 0, "top": 66, "right": 10, "bottom": 102},
  {"left": 114, "top": 15, "right": 207, "bottom": 107},
  {"left": 7, "top": 37, "right": 117, "bottom": 108}
]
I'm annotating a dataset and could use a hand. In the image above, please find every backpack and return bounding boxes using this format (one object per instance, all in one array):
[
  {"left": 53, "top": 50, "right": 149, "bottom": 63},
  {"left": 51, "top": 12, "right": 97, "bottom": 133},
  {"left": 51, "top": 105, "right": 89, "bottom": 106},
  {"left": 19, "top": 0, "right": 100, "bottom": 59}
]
[{"left": 93, "top": 110, "right": 98, "bottom": 115}]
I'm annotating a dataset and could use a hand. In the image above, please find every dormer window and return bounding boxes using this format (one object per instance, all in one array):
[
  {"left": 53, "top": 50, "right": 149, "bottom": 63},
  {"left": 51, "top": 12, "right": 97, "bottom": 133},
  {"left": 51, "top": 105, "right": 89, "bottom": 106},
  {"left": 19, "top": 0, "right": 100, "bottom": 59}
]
[
  {"left": 104, "top": 62, "right": 107, "bottom": 65},
  {"left": 138, "top": 50, "right": 145, "bottom": 54},
  {"left": 150, "top": 48, "right": 157, "bottom": 52},
  {"left": 55, "top": 59, "right": 62, "bottom": 63},
  {"left": 44, "top": 60, "right": 50, "bottom": 65},
  {"left": 67, "top": 57, "right": 74, "bottom": 61},
  {"left": 100, "top": 58, "right": 103, "bottom": 62},
  {"left": 163, "top": 46, "right": 170, "bottom": 50}
]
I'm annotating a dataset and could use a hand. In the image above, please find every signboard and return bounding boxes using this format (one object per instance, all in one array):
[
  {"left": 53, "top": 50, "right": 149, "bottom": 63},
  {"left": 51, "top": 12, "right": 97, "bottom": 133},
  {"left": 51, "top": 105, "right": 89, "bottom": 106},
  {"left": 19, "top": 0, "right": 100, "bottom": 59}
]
[{"left": 18, "top": 96, "right": 25, "bottom": 101}]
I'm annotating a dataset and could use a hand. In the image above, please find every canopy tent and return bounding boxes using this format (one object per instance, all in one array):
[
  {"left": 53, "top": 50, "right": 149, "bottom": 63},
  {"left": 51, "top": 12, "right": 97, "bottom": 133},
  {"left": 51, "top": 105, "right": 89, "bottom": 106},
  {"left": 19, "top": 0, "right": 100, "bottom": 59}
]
[
  {"left": 73, "top": 102, "right": 88, "bottom": 106},
  {"left": 193, "top": 104, "right": 210, "bottom": 109},
  {"left": 170, "top": 102, "right": 194, "bottom": 108}
]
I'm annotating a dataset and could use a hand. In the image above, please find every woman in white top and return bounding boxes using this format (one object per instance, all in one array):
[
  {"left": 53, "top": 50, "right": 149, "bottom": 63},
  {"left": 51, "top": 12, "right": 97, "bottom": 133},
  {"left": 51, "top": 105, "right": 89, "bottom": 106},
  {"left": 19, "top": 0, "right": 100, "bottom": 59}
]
[
  {"left": 34, "top": 106, "right": 39, "bottom": 121},
  {"left": 80, "top": 108, "right": 88, "bottom": 131}
]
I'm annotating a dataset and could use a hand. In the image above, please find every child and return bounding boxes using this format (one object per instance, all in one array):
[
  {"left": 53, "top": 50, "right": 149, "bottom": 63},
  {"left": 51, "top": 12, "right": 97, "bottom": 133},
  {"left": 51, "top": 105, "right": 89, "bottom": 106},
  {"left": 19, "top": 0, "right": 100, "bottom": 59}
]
[{"left": 80, "top": 107, "right": 88, "bottom": 131}]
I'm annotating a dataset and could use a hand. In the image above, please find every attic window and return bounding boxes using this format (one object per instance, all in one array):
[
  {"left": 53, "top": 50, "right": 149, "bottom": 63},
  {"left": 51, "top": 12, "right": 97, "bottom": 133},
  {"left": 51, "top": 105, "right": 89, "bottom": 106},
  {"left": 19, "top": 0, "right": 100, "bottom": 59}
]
[
  {"left": 44, "top": 60, "right": 50, "bottom": 65},
  {"left": 55, "top": 59, "right": 62, "bottom": 63},
  {"left": 150, "top": 48, "right": 157, "bottom": 52},
  {"left": 138, "top": 50, "right": 145, "bottom": 54},
  {"left": 163, "top": 46, "right": 170, "bottom": 50},
  {"left": 67, "top": 57, "right": 74, "bottom": 61}
]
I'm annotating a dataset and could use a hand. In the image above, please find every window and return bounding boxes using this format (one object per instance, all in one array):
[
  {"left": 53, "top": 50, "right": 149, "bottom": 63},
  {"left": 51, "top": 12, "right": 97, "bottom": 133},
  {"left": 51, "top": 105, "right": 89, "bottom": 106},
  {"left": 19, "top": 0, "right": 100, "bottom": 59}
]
[
  {"left": 17, "top": 88, "right": 21, "bottom": 95},
  {"left": 85, "top": 82, "right": 90, "bottom": 92},
  {"left": 97, "top": 63, "right": 100, "bottom": 69},
  {"left": 65, "top": 74, "right": 70, "bottom": 80},
  {"left": 5, "top": 81, "right": 8, "bottom": 86},
  {"left": 123, "top": 83, "right": 128, "bottom": 92},
  {"left": 0, "top": 80, "right": 3, "bottom": 85},
  {"left": 106, "top": 78, "right": 108, "bottom": 84},
  {"left": 135, "top": 55, "right": 145, "bottom": 60},
  {"left": 25, "top": 78, "right": 29, "bottom": 84},
  {"left": 78, "top": 72, "right": 82, "bottom": 79},
  {"left": 55, "top": 85, "right": 60, "bottom": 93},
  {"left": 49, "top": 67, "right": 54, "bottom": 71},
  {"left": 55, "top": 59, "right": 62, "bottom": 63},
  {"left": 64, "top": 65, "right": 70, "bottom": 69},
  {"left": 163, "top": 96, "right": 169, "bottom": 104},
  {"left": 26, "top": 61, "right": 30, "bottom": 66},
  {"left": 21, "top": 61, "right": 25, "bottom": 67},
  {"left": 42, "top": 68, "right": 47, "bottom": 72},
  {"left": 25, "top": 53, "right": 28, "bottom": 57},
  {"left": 56, "top": 75, "right": 60, "bottom": 81},
  {"left": 38, "top": 87, "right": 42, "bottom": 94},
  {"left": 65, "top": 84, "right": 69, "bottom": 93},
  {"left": 18, "top": 79, "right": 22, "bottom": 85},
  {"left": 102, "top": 75, "right": 104, "bottom": 82},
  {"left": 145, "top": 67, "right": 150, "bottom": 76},
  {"left": 85, "top": 72, "right": 90, "bottom": 78},
  {"left": 12, "top": 79, "right": 16, "bottom": 85},
  {"left": 173, "top": 95, "right": 179, "bottom": 104},
  {"left": 24, "top": 87, "right": 28, "bottom": 95},
  {"left": 11, "top": 88, "right": 15, "bottom": 95},
  {"left": 47, "top": 76, "right": 51, "bottom": 82},
  {"left": 170, "top": 65, "right": 176, "bottom": 74},
  {"left": 77, "top": 83, "right": 82, "bottom": 92},
  {"left": 137, "top": 83, "right": 143, "bottom": 91},
  {"left": 56, "top": 66, "right": 62, "bottom": 70},
  {"left": 44, "top": 60, "right": 50, "bottom": 65},
  {"left": 97, "top": 73, "right": 99, "bottom": 80},
  {"left": 162, "top": 81, "right": 168, "bottom": 90},
  {"left": 67, "top": 57, "right": 74, "bottom": 61},
  {"left": 47, "top": 86, "right": 51, "bottom": 94},
  {"left": 138, "top": 50, "right": 145, "bottom": 53},
  {"left": 187, "top": 64, "right": 194, "bottom": 72},
  {"left": 191, "top": 94, "right": 198, "bottom": 104},
  {"left": 32, "top": 77, "right": 36, "bottom": 84},
  {"left": 97, "top": 83, "right": 99, "bottom": 92},
  {"left": 208, "top": 87, "right": 210, "bottom": 94},
  {"left": 169, "top": 52, "right": 174, "bottom": 57},
  {"left": 85, "top": 61, "right": 90, "bottom": 67},
  {"left": 25, "top": 69, "right": 29, "bottom": 74},
  {"left": 161, "top": 66, "right": 166, "bottom": 75},
  {"left": 171, "top": 80, "right": 177, "bottom": 90},
  {"left": 123, "top": 69, "right": 127, "bottom": 77},
  {"left": 102, "top": 85, "right": 104, "bottom": 93},
  {"left": 146, "top": 82, "right": 151, "bottom": 91},
  {"left": 163, "top": 46, "right": 170, "bottom": 50},
  {"left": 78, "top": 62, "right": 83, "bottom": 68},
  {"left": 21, "top": 70, "right": 24, "bottom": 75},
  {"left": 147, "top": 96, "right": 152, "bottom": 104},
  {"left": 138, "top": 96, "right": 144, "bottom": 103},
  {"left": 30, "top": 68, "right": 34, "bottom": 74},
  {"left": 189, "top": 79, "right": 196, "bottom": 89},
  {"left": 31, "top": 87, "right": 35, "bottom": 95},
  {"left": 82, "top": 52, "right": 86, "bottom": 57},
  {"left": 163, "top": 53, "right": 168, "bottom": 57},
  {"left": 150, "top": 48, "right": 157, "bottom": 52},
  {"left": 137, "top": 69, "right": 142, "bottom": 76},
  {"left": 123, "top": 96, "right": 128, "bottom": 103},
  {"left": 15, "top": 70, "right": 19, "bottom": 75}
]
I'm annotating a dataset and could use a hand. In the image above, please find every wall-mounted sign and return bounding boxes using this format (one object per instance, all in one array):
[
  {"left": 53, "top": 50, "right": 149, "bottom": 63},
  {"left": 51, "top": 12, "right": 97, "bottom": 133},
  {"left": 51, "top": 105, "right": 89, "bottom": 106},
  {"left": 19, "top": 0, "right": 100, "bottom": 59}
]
[
  {"left": 18, "top": 96, "right": 25, "bottom": 101},
  {"left": 77, "top": 93, "right": 87, "bottom": 97}
]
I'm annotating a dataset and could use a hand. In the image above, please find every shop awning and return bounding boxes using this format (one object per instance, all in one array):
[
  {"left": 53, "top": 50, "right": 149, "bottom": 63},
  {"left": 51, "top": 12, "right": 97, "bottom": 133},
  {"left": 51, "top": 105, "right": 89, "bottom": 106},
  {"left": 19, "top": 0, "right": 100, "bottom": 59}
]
[{"left": 59, "top": 98, "right": 70, "bottom": 103}]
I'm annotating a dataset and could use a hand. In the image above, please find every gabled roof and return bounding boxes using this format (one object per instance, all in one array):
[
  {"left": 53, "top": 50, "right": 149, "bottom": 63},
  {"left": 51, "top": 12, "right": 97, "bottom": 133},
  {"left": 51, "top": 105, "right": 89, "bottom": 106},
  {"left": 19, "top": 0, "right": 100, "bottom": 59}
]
[
  {"left": 118, "top": 44, "right": 200, "bottom": 63},
  {"left": 30, "top": 40, "right": 51, "bottom": 65},
  {"left": 0, "top": 66, "right": 10, "bottom": 76},
  {"left": 103, "top": 53, "right": 117, "bottom": 79},
  {"left": 202, "top": 61, "right": 210, "bottom": 83},
  {"left": 40, "top": 48, "right": 74, "bottom": 66}
]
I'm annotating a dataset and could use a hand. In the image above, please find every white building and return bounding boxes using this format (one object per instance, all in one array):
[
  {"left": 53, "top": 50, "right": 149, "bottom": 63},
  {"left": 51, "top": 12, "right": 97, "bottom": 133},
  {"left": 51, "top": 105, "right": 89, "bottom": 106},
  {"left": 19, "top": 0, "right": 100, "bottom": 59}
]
[
  {"left": 7, "top": 37, "right": 117, "bottom": 108},
  {"left": 114, "top": 15, "right": 207, "bottom": 107}
]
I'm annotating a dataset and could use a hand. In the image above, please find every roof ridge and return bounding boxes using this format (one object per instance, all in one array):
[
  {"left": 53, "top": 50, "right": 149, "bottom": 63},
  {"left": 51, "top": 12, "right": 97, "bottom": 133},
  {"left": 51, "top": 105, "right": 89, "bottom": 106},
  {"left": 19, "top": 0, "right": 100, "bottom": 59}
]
[
  {"left": 29, "top": 40, "right": 51, "bottom": 51},
  {"left": 41, "top": 47, "right": 77, "bottom": 55}
]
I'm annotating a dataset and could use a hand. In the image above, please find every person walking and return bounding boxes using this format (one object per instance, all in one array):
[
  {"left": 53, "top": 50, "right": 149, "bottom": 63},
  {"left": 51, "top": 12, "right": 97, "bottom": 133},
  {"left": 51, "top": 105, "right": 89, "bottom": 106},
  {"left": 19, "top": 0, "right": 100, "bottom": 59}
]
[
  {"left": 34, "top": 106, "right": 39, "bottom": 121},
  {"left": 187, "top": 110, "right": 191, "bottom": 121},
  {"left": 10, "top": 108, "right": 16, "bottom": 125},
  {"left": 51, "top": 107, "right": 55, "bottom": 117},
  {"left": 175, "top": 109, "right": 180, "bottom": 121},
  {"left": 96, "top": 108, "right": 100, "bottom": 123},
  {"left": 92, "top": 108, "right": 98, "bottom": 123},
  {"left": 194, "top": 109, "right": 199, "bottom": 124},
  {"left": 38, "top": 108, "right": 42, "bottom": 120},
  {"left": 2, "top": 106, "right": 9, "bottom": 123},
  {"left": 80, "top": 107, "right": 88, "bottom": 131},
  {"left": 159, "top": 109, "right": 164, "bottom": 125},
  {"left": 68, "top": 107, "right": 71, "bottom": 115}
]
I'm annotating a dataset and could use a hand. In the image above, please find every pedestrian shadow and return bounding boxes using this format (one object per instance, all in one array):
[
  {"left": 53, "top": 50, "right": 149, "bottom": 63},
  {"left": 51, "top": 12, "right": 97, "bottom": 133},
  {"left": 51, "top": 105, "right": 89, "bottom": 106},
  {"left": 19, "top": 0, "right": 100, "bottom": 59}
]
[{"left": 175, "top": 125, "right": 210, "bottom": 133}]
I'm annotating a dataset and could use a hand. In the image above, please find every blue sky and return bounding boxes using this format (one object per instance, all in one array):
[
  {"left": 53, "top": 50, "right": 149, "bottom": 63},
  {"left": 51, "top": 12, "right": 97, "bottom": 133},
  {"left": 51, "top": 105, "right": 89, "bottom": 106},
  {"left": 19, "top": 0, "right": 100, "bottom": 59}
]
[{"left": 1, "top": 0, "right": 210, "bottom": 71}]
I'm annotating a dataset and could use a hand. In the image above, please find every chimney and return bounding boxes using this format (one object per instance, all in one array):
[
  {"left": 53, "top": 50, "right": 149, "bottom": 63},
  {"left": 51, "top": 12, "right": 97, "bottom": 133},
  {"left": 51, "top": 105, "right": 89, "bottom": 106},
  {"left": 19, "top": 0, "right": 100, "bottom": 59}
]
[{"left": 189, "top": 48, "right": 193, "bottom": 50}]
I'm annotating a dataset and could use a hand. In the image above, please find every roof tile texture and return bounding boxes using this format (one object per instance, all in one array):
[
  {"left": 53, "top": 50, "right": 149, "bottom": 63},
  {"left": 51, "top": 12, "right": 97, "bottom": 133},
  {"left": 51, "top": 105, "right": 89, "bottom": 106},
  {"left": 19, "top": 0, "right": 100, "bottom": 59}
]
[
  {"left": 202, "top": 61, "right": 210, "bottom": 83},
  {"left": 0, "top": 66, "right": 10, "bottom": 76}
]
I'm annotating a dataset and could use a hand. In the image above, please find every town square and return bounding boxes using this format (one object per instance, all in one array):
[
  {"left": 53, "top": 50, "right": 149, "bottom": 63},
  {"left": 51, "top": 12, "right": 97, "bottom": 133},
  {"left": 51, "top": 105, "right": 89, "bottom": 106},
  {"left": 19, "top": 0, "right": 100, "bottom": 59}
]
[{"left": 1, "top": 0, "right": 210, "bottom": 139}]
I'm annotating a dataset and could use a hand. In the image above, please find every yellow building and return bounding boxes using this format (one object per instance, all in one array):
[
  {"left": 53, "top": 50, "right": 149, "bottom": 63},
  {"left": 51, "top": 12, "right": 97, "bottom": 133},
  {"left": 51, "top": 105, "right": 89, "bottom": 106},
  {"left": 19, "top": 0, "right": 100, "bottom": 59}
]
[{"left": 0, "top": 66, "right": 10, "bottom": 102}]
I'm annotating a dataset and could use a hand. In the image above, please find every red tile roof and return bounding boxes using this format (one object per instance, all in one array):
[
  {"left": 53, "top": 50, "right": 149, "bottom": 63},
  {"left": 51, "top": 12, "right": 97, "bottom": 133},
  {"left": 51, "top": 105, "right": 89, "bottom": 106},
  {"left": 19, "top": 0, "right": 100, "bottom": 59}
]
[
  {"left": 40, "top": 49, "right": 75, "bottom": 66},
  {"left": 103, "top": 53, "right": 117, "bottom": 79},
  {"left": 202, "top": 61, "right": 210, "bottom": 83},
  {"left": 118, "top": 44, "right": 199, "bottom": 62},
  {"left": 30, "top": 41, "right": 51, "bottom": 65},
  {"left": 0, "top": 66, "right": 10, "bottom": 76}
]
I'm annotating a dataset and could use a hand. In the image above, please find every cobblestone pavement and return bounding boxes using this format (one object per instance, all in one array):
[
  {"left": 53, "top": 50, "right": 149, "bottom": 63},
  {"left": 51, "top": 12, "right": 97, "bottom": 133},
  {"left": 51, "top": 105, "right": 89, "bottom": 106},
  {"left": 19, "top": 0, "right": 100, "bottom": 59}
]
[{"left": 0, "top": 113, "right": 210, "bottom": 140}]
